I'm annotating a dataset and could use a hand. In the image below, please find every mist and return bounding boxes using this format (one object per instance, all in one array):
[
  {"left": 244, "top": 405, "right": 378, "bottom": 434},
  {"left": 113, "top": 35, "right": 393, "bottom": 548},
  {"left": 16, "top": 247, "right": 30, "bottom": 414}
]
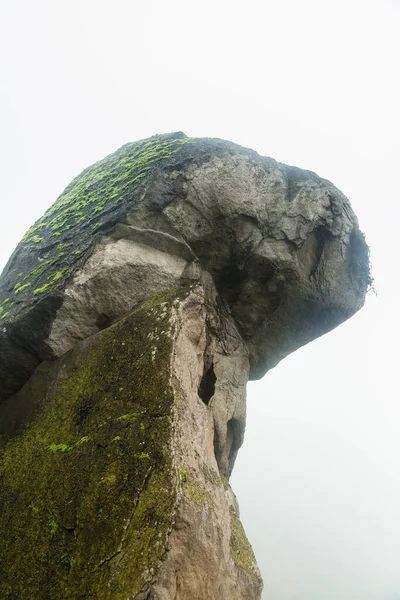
[{"left": 1, "top": 1, "right": 399, "bottom": 598}]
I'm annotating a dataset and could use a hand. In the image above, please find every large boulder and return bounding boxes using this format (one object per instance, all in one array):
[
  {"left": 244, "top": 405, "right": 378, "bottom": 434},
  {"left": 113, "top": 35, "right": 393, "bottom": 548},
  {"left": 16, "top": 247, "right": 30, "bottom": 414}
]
[
  {"left": 0, "top": 132, "right": 369, "bottom": 403},
  {"left": 0, "top": 133, "right": 369, "bottom": 599}
]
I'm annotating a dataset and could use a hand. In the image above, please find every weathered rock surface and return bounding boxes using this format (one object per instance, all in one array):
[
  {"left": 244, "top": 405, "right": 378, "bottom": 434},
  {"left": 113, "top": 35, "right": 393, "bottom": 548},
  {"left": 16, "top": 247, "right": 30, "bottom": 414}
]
[
  {"left": 0, "top": 285, "right": 261, "bottom": 599},
  {"left": 0, "top": 133, "right": 369, "bottom": 402},
  {"left": 0, "top": 133, "right": 370, "bottom": 599}
]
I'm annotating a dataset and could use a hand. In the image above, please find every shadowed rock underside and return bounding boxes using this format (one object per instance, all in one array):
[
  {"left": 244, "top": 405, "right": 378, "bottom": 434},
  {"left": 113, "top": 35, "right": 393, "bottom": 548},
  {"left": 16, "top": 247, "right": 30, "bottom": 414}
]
[{"left": 0, "top": 133, "right": 369, "bottom": 599}]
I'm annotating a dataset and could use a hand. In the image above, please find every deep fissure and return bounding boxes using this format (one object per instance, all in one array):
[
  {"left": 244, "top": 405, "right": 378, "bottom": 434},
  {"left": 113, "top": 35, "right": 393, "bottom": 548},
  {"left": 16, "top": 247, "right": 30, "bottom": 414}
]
[{"left": 198, "top": 363, "right": 216, "bottom": 405}]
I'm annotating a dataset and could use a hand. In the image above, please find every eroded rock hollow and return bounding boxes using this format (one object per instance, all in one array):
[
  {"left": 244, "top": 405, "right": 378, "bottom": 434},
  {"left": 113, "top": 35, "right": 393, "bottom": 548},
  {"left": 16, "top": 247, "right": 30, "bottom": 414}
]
[{"left": 0, "top": 133, "right": 369, "bottom": 599}]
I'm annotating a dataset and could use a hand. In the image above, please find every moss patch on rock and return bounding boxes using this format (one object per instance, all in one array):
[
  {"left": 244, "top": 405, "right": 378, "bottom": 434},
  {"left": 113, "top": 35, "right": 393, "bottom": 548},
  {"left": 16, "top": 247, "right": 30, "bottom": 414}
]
[
  {"left": 183, "top": 478, "right": 215, "bottom": 509},
  {"left": 0, "top": 133, "right": 194, "bottom": 323},
  {"left": 229, "top": 508, "right": 260, "bottom": 583},
  {"left": 0, "top": 288, "right": 185, "bottom": 599}
]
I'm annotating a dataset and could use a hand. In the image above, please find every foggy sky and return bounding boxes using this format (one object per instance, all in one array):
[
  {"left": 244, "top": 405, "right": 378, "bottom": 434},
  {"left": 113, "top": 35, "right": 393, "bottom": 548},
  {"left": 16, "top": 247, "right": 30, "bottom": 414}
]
[{"left": 1, "top": 1, "right": 399, "bottom": 598}]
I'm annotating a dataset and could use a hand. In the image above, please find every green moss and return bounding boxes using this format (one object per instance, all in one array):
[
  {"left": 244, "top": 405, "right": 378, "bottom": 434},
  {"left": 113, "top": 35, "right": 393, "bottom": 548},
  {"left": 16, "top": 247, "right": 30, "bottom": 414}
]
[
  {"left": 33, "top": 282, "right": 53, "bottom": 295},
  {"left": 48, "top": 519, "right": 59, "bottom": 536},
  {"left": 23, "top": 260, "right": 52, "bottom": 280},
  {"left": 0, "top": 288, "right": 186, "bottom": 599},
  {"left": 77, "top": 435, "right": 90, "bottom": 445},
  {"left": 22, "top": 134, "right": 192, "bottom": 245},
  {"left": 32, "top": 268, "right": 71, "bottom": 295},
  {"left": 14, "top": 283, "right": 31, "bottom": 295},
  {"left": 184, "top": 479, "right": 215, "bottom": 508},
  {"left": 219, "top": 475, "right": 229, "bottom": 489},
  {"left": 178, "top": 466, "right": 188, "bottom": 483},
  {"left": 46, "top": 436, "right": 91, "bottom": 454},
  {"left": 116, "top": 412, "right": 138, "bottom": 423},
  {"left": 48, "top": 269, "right": 70, "bottom": 283},
  {"left": 0, "top": 133, "right": 196, "bottom": 322},
  {"left": 229, "top": 508, "right": 260, "bottom": 583},
  {"left": 46, "top": 442, "right": 71, "bottom": 453}
]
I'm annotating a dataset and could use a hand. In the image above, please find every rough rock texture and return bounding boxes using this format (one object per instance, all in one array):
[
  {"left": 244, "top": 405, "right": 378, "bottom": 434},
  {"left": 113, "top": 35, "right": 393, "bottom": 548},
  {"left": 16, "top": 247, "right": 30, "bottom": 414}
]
[
  {"left": 0, "top": 285, "right": 261, "bottom": 599},
  {"left": 0, "top": 133, "right": 369, "bottom": 402},
  {"left": 0, "top": 133, "right": 370, "bottom": 599}
]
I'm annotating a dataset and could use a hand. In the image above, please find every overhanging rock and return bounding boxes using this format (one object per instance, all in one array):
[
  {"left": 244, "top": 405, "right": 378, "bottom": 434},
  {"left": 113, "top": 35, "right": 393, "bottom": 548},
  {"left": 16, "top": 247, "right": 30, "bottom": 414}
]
[{"left": 0, "top": 133, "right": 369, "bottom": 598}]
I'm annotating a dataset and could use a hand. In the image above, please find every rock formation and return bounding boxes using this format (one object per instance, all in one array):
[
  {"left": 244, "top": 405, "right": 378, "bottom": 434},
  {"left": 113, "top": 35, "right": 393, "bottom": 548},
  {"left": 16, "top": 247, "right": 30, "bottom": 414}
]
[{"left": 0, "top": 133, "right": 370, "bottom": 599}]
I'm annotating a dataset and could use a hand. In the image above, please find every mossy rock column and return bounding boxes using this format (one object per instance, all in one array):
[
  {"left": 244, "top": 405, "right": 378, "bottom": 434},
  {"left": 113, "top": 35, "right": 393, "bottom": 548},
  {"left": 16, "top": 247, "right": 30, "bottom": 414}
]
[
  {"left": 0, "top": 286, "right": 263, "bottom": 599},
  {"left": 0, "top": 290, "right": 180, "bottom": 599}
]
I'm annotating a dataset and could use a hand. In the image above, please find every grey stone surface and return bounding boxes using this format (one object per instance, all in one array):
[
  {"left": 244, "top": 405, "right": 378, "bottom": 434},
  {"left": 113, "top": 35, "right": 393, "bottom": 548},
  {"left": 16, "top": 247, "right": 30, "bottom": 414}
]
[
  {"left": 0, "top": 133, "right": 370, "bottom": 402},
  {"left": 0, "top": 133, "right": 369, "bottom": 598}
]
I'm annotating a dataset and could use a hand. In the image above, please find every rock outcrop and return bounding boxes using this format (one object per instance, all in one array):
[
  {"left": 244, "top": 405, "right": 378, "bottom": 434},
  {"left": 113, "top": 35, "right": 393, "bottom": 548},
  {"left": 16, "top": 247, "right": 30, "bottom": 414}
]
[{"left": 0, "top": 133, "right": 370, "bottom": 599}]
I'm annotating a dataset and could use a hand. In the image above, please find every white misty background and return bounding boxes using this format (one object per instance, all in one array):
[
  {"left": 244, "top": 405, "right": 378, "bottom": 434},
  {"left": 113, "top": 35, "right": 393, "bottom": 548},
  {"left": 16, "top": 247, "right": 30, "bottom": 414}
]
[{"left": 0, "top": 1, "right": 399, "bottom": 599}]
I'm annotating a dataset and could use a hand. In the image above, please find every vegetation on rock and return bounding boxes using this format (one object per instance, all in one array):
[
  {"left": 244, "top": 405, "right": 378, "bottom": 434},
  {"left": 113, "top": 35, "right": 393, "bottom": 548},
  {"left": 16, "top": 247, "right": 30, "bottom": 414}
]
[
  {"left": 0, "top": 133, "right": 194, "bottom": 322},
  {"left": 0, "top": 289, "right": 185, "bottom": 599}
]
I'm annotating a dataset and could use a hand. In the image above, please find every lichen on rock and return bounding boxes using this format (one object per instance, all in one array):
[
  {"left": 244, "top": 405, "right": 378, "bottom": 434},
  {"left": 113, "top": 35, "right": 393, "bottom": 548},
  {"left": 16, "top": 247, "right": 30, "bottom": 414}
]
[
  {"left": 0, "top": 133, "right": 193, "bottom": 324},
  {"left": 0, "top": 133, "right": 370, "bottom": 599},
  {"left": 0, "top": 289, "right": 183, "bottom": 599}
]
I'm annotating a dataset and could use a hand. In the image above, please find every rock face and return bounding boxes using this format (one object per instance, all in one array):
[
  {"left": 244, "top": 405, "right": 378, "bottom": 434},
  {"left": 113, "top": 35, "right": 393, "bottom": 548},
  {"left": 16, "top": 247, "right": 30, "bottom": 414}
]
[{"left": 0, "top": 133, "right": 370, "bottom": 599}]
